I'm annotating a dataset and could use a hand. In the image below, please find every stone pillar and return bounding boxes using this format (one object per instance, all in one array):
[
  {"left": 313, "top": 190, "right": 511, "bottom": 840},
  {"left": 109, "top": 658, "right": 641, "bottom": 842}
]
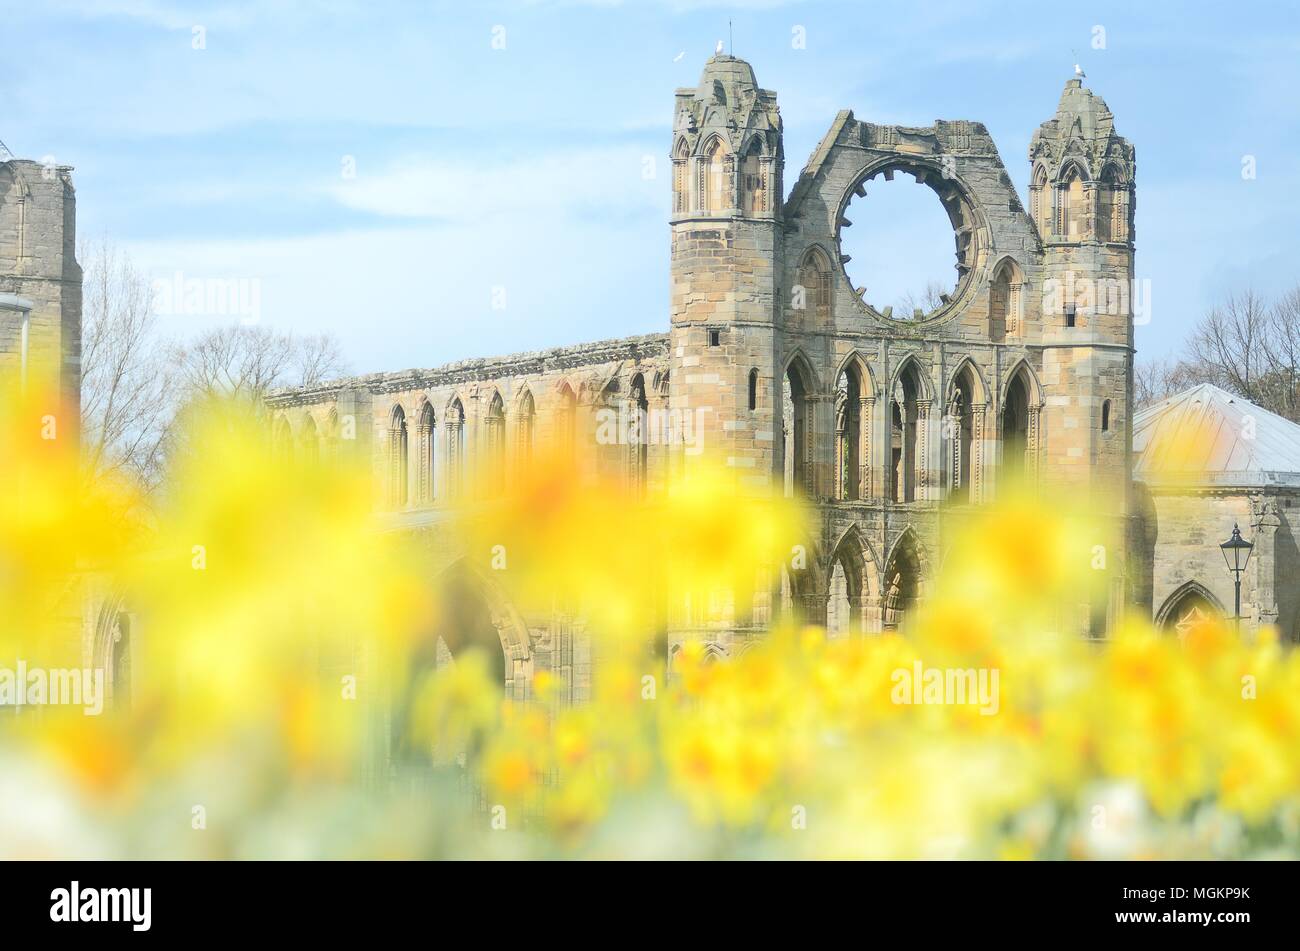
[
  {"left": 1252, "top": 497, "right": 1281, "bottom": 637},
  {"left": 971, "top": 403, "right": 986, "bottom": 504},
  {"left": 863, "top": 593, "right": 883, "bottom": 634},
  {"left": 859, "top": 396, "right": 874, "bottom": 500},
  {"left": 801, "top": 593, "right": 829, "bottom": 629},
  {"left": 1028, "top": 404, "right": 1041, "bottom": 488},
  {"left": 916, "top": 399, "right": 932, "bottom": 501}
]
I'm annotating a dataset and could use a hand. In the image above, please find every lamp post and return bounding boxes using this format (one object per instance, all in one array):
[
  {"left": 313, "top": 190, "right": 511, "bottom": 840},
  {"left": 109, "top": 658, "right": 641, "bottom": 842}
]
[{"left": 1219, "top": 523, "right": 1253, "bottom": 634}]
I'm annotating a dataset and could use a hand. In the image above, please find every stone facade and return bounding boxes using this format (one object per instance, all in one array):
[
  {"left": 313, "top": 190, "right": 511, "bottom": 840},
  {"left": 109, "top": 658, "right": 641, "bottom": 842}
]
[
  {"left": 9, "top": 54, "right": 1295, "bottom": 712},
  {"left": 1131, "top": 384, "right": 1300, "bottom": 642},
  {"left": 0, "top": 156, "right": 82, "bottom": 420},
  {"left": 265, "top": 54, "right": 1146, "bottom": 695}
]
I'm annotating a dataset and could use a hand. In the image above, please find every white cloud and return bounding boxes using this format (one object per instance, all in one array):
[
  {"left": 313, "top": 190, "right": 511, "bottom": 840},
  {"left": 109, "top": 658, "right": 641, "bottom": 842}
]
[{"left": 323, "top": 147, "right": 666, "bottom": 223}]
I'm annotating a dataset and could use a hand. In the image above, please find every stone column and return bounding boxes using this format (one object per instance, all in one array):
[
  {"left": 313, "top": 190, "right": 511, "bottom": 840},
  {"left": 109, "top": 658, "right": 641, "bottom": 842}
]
[
  {"left": 801, "top": 593, "right": 829, "bottom": 629},
  {"left": 833, "top": 408, "right": 846, "bottom": 501},
  {"left": 1252, "top": 497, "right": 1281, "bottom": 638},
  {"left": 863, "top": 593, "right": 883, "bottom": 634},
  {"left": 1028, "top": 404, "right": 1041, "bottom": 488},
  {"left": 859, "top": 396, "right": 874, "bottom": 500},
  {"left": 916, "top": 399, "right": 932, "bottom": 501},
  {"left": 971, "top": 403, "right": 986, "bottom": 504}
]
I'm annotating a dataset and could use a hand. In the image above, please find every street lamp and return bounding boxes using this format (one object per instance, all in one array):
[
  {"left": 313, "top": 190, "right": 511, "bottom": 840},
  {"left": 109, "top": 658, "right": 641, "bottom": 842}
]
[{"left": 1219, "top": 523, "right": 1254, "bottom": 633}]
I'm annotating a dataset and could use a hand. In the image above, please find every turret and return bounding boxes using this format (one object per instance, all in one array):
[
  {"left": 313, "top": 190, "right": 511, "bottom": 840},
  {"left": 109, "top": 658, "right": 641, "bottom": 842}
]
[{"left": 668, "top": 53, "right": 783, "bottom": 493}]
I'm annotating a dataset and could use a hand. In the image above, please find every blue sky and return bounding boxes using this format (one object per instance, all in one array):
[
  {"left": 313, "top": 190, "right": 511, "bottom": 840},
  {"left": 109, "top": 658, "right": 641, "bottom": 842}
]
[{"left": 3, "top": 0, "right": 1299, "bottom": 374}]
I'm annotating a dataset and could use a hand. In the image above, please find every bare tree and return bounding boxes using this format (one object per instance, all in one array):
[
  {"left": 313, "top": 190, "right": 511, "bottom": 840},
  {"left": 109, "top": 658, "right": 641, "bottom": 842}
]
[
  {"left": 1175, "top": 286, "right": 1300, "bottom": 421},
  {"left": 171, "top": 324, "right": 346, "bottom": 405},
  {"left": 894, "top": 280, "right": 949, "bottom": 319},
  {"left": 1185, "top": 289, "right": 1272, "bottom": 404},
  {"left": 79, "top": 239, "right": 172, "bottom": 491},
  {"left": 294, "top": 333, "right": 347, "bottom": 389},
  {"left": 1133, "top": 356, "right": 1204, "bottom": 409}
]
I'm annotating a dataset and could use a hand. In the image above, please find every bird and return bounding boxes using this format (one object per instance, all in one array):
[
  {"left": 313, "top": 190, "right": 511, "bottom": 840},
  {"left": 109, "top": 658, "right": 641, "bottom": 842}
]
[
  {"left": 673, "top": 50, "right": 685, "bottom": 62},
  {"left": 716, "top": 40, "right": 724, "bottom": 55},
  {"left": 1075, "top": 62, "right": 1087, "bottom": 79}
]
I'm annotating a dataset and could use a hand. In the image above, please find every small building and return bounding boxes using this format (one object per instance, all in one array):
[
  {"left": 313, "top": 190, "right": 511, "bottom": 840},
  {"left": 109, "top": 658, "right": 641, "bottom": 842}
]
[{"left": 1132, "top": 383, "right": 1300, "bottom": 641}]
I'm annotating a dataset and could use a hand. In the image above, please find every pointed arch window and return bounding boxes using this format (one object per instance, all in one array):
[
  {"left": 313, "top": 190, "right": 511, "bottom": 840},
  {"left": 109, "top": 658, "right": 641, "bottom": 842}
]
[
  {"left": 1100, "top": 165, "right": 1128, "bottom": 243},
  {"left": 795, "top": 247, "right": 832, "bottom": 328},
  {"left": 557, "top": 385, "right": 577, "bottom": 466},
  {"left": 835, "top": 361, "right": 870, "bottom": 501},
  {"left": 747, "top": 368, "right": 759, "bottom": 412},
  {"left": 1057, "top": 164, "right": 1086, "bottom": 239},
  {"left": 740, "top": 138, "right": 766, "bottom": 215},
  {"left": 1030, "top": 165, "right": 1048, "bottom": 233},
  {"left": 389, "top": 405, "right": 409, "bottom": 508},
  {"left": 782, "top": 361, "right": 813, "bottom": 498},
  {"left": 1002, "top": 369, "right": 1034, "bottom": 485},
  {"left": 300, "top": 415, "right": 319, "bottom": 465},
  {"left": 989, "top": 258, "right": 1024, "bottom": 340},
  {"left": 946, "top": 363, "right": 983, "bottom": 504},
  {"left": 882, "top": 533, "right": 923, "bottom": 631},
  {"left": 485, "top": 392, "right": 506, "bottom": 497},
  {"left": 417, "top": 402, "right": 436, "bottom": 504},
  {"left": 702, "top": 138, "right": 730, "bottom": 214},
  {"left": 517, "top": 389, "right": 535, "bottom": 467},
  {"left": 628, "top": 374, "right": 649, "bottom": 497},
  {"left": 672, "top": 138, "right": 690, "bottom": 214},
  {"left": 890, "top": 362, "right": 926, "bottom": 503},
  {"left": 446, "top": 399, "right": 465, "bottom": 500}
]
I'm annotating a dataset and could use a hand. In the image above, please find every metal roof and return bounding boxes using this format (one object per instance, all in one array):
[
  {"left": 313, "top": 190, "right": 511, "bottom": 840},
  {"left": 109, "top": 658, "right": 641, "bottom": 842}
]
[{"left": 1133, "top": 383, "right": 1300, "bottom": 488}]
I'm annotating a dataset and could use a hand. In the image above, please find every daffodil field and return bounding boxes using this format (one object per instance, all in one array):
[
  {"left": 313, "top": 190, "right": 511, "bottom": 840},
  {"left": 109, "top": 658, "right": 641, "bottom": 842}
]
[{"left": 2, "top": 374, "right": 1298, "bottom": 860}]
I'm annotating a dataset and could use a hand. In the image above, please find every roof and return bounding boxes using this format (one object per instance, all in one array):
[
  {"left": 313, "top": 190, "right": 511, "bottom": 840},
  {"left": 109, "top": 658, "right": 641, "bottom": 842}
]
[{"left": 1133, "top": 383, "right": 1300, "bottom": 488}]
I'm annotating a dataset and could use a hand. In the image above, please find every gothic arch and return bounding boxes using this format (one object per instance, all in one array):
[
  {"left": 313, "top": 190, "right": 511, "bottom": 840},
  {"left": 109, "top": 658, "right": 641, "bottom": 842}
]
[
  {"left": 782, "top": 348, "right": 821, "bottom": 395},
  {"left": 775, "top": 535, "right": 826, "bottom": 625},
  {"left": 889, "top": 353, "right": 934, "bottom": 403},
  {"left": 416, "top": 399, "right": 436, "bottom": 504},
  {"left": 945, "top": 358, "right": 988, "bottom": 503},
  {"left": 445, "top": 396, "right": 466, "bottom": 499},
  {"left": 694, "top": 131, "right": 729, "bottom": 158},
  {"left": 999, "top": 360, "right": 1042, "bottom": 487},
  {"left": 781, "top": 350, "right": 819, "bottom": 498},
  {"left": 1099, "top": 161, "right": 1128, "bottom": 185},
  {"left": 1000, "top": 358, "right": 1044, "bottom": 407},
  {"left": 515, "top": 387, "right": 536, "bottom": 464},
  {"left": 299, "top": 413, "right": 320, "bottom": 463},
  {"left": 836, "top": 350, "right": 878, "bottom": 396},
  {"left": 92, "top": 593, "right": 135, "bottom": 709},
  {"left": 737, "top": 132, "right": 767, "bottom": 158},
  {"left": 273, "top": 414, "right": 294, "bottom": 463},
  {"left": 1155, "top": 581, "right": 1226, "bottom": 633},
  {"left": 834, "top": 352, "right": 876, "bottom": 500},
  {"left": 428, "top": 560, "right": 534, "bottom": 696},
  {"left": 880, "top": 526, "right": 929, "bottom": 631},
  {"left": 793, "top": 245, "right": 834, "bottom": 328},
  {"left": 388, "top": 404, "right": 409, "bottom": 507},
  {"left": 945, "top": 356, "right": 989, "bottom": 406},
  {"left": 989, "top": 255, "right": 1026, "bottom": 340},
  {"left": 827, "top": 523, "right": 883, "bottom": 636},
  {"left": 1056, "top": 154, "right": 1093, "bottom": 184}
]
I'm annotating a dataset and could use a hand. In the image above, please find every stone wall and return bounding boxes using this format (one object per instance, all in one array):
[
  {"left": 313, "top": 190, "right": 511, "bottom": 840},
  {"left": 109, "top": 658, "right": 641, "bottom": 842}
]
[{"left": 0, "top": 158, "right": 82, "bottom": 422}]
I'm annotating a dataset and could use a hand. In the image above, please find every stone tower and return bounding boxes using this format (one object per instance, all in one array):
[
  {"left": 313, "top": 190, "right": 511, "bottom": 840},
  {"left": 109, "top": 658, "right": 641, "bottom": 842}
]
[
  {"left": 1028, "top": 77, "right": 1136, "bottom": 629},
  {"left": 0, "top": 156, "right": 82, "bottom": 422},
  {"left": 668, "top": 53, "right": 783, "bottom": 493},
  {"left": 1028, "top": 79, "right": 1136, "bottom": 502}
]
